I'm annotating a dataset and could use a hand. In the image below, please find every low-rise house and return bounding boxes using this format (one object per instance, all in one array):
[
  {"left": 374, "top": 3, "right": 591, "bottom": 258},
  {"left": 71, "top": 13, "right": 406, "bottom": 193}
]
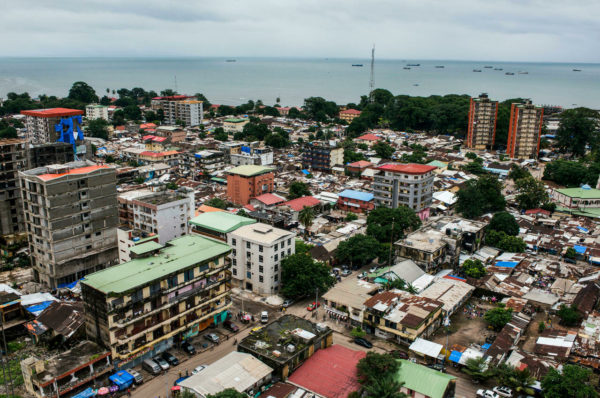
[
  {"left": 321, "top": 277, "right": 379, "bottom": 327},
  {"left": 237, "top": 314, "right": 333, "bottom": 378},
  {"left": 486, "top": 312, "right": 531, "bottom": 364},
  {"left": 26, "top": 301, "right": 84, "bottom": 345},
  {"left": 363, "top": 291, "right": 443, "bottom": 345},
  {"left": 432, "top": 216, "right": 487, "bottom": 253},
  {"left": 339, "top": 109, "right": 362, "bottom": 122},
  {"left": 336, "top": 189, "right": 375, "bottom": 213},
  {"left": 418, "top": 279, "right": 475, "bottom": 317},
  {"left": 534, "top": 330, "right": 576, "bottom": 361},
  {"left": 345, "top": 160, "right": 373, "bottom": 178},
  {"left": 189, "top": 211, "right": 256, "bottom": 241},
  {"left": 395, "top": 228, "right": 461, "bottom": 273},
  {"left": 179, "top": 352, "right": 273, "bottom": 398},
  {"left": 395, "top": 359, "right": 456, "bottom": 398}
]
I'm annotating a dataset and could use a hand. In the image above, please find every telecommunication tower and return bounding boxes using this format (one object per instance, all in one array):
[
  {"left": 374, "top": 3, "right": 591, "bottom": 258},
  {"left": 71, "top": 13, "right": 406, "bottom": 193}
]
[{"left": 369, "top": 45, "right": 375, "bottom": 102}]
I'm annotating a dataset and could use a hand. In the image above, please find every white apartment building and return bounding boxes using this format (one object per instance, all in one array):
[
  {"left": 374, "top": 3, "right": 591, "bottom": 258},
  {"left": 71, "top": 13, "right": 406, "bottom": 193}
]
[
  {"left": 85, "top": 104, "right": 109, "bottom": 121},
  {"left": 227, "top": 223, "right": 296, "bottom": 295},
  {"left": 164, "top": 100, "right": 204, "bottom": 127},
  {"left": 230, "top": 147, "right": 274, "bottom": 166}
]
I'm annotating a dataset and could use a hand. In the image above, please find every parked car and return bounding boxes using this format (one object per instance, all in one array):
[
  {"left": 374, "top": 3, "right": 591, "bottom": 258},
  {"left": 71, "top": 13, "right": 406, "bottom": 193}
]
[
  {"left": 390, "top": 350, "right": 409, "bottom": 359},
  {"left": 427, "top": 363, "right": 445, "bottom": 372},
  {"left": 492, "top": 386, "right": 513, "bottom": 398},
  {"left": 129, "top": 369, "right": 143, "bottom": 384},
  {"left": 341, "top": 269, "right": 352, "bottom": 277},
  {"left": 142, "top": 359, "right": 161, "bottom": 375},
  {"left": 153, "top": 356, "right": 170, "bottom": 371},
  {"left": 181, "top": 340, "right": 196, "bottom": 355},
  {"left": 204, "top": 333, "right": 220, "bottom": 344},
  {"left": 161, "top": 351, "right": 179, "bottom": 366},
  {"left": 332, "top": 268, "right": 341, "bottom": 275},
  {"left": 282, "top": 299, "right": 294, "bottom": 308},
  {"left": 307, "top": 302, "right": 320, "bottom": 311},
  {"left": 192, "top": 365, "right": 207, "bottom": 375},
  {"left": 477, "top": 390, "right": 500, "bottom": 398},
  {"left": 354, "top": 337, "right": 373, "bottom": 349},
  {"left": 224, "top": 320, "right": 239, "bottom": 332},
  {"left": 357, "top": 271, "right": 368, "bottom": 279},
  {"left": 261, "top": 311, "right": 269, "bottom": 324},
  {"left": 369, "top": 266, "right": 378, "bottom": 273}
]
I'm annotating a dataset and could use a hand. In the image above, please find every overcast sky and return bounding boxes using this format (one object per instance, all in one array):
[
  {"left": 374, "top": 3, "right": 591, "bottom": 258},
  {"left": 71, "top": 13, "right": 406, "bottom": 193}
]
[{"left": 2, "top": 0, "right": 599, "bottom": 62}]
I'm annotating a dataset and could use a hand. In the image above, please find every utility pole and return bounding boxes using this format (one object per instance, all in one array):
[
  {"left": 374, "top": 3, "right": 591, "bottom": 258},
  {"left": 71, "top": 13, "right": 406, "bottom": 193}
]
[
  {"left": 369, "top": 44, "right": 375, "bottom": 102},
  {"left": 0, "top": 318, "right": 13, "bottom": 397},
  {"left": 388, "top": 220, "right": 395, "bottom": 267}
]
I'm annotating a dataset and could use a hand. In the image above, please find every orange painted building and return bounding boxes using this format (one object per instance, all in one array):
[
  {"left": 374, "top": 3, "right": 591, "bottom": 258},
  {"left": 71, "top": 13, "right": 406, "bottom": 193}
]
[
  {"left": 466, "top": 94, "right": 498, "bottom": 150},
  {"left": 506, "top": 100, "right": 544, "bottom": 159},
  {"left": 226, "top": 165, "right": 275, "bottom": 205}
]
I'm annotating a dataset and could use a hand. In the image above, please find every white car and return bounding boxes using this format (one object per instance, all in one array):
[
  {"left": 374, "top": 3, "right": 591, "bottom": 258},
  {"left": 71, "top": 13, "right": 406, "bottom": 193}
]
[
  {"left": 192, "top": 365, "right": 207, "bottom": 375},
  {"left": 369, "top": 266, "right": 378, "bottom": 273},
  {"left": 493, "top": 386, "right": 513, "bottom": 398},
  {"left": 477, "top": 390, "right": 500, "bottom": 398}
]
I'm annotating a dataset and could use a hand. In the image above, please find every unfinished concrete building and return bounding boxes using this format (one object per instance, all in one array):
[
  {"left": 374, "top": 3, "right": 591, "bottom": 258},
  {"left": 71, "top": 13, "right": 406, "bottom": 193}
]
[
  {"left": 0, "top": 139, "right": 27, "bottom": 237},
  {"left": 19, "top": 161, "right": 119, "bottom": 288}
]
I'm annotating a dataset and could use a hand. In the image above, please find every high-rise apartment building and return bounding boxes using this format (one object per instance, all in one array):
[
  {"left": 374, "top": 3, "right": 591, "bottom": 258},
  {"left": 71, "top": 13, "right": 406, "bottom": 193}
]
[
  {"left": 81, "top": 235, "right": 232, "bottom": 369},
  {"left": 0, "top": 139, "right": 27, "bottom": 236},
  {"left": 301, "top": 143, "right": 344, "bottom": 172},
  {"left": 19, "top": 161, "right": 119, "bottom": 288},
  {"left": 372, "top": 163, "right": 436, "bottom": 220},
  {"left": 151, "top": 96, "right": 203, "bottom": 126},
  {"left": 21, "top": 108, "right": 84, "bottom": 146},
  {"left": 226, "top": 165, "right": 275, "bottom": 206},
  {"left": 466, "top": 94, "right": 498, "bottom": 150},
  {"left": 228, "top": 223, "right": 295, "bottom": 295},
  {"left": 85, "top": 104, "right": 109, "bottom": 121},
  {"left": 507, "top": 100, "right": 544, "bottom": 159},
  {"left": 27, "top": 142, "right": 74, "bottom": 169}
]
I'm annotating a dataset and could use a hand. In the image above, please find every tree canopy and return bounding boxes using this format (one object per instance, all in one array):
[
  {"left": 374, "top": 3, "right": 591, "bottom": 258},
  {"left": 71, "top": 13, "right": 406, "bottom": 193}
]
[
  {"left": 541, "top": 364, "right": 597, "bottom": 398},
  {"left": 86, "top": 118, "right": 110, "bottom": 140},
  {"left": 303, "top": 97, "right": 338, "bottom": 122},
  {"left": 543, "top": 159, "right": 600, "bottom": 187},
  {"left": 488, "top": 211, "right": 520, "bottom": 236},
  {"left": 462, "top": 258, "right": 487, "bottom": 278},
  {"left": 204, "top": 198, "right": 228, "bottom": 209},
  {"left": 486, "top": 230, "right": 526, "bottom": 252},
  {"left": 462, "top": 356, "right": 496, "bottom": 383},
  {"left": 206, "top": 388, "right": 247, "bottom": 398},
  {"left": 280, "top": 253, "right": 335, "bottom": 299},
  {"left": 456, "top": 174, "right": 506, "bottom": 218},
  {"left": 335, "top": 234, "right": 383, "bottom": 267},
  {"left": 515, "top": 176, "right": 550, "bottom": 210},
  {"left": 213, "top": 127, "right": 229, "bottom": 141},
  {"left": 357, "top": 352, "right": 401, "bottom": 385},
  {"left": 557, "top": 304, "right": 581, "bottom": 326},
  {"left": 484, "top": 306, "right": 513, "bottom": 331},
  {"left": 373, "top": 141, "right": 395, "bottom": 159},
  {"left": 288, "top": 182, "right": 312, "bottom": 199},
  {"left": 68, "top": 81, "right": 99, "bottom": 104},
  {"left": 366, "top": 207, "right": 421, "bottom": 243},
  {"left": 556, "top": 108, "right": 600, "bottom": 158}
]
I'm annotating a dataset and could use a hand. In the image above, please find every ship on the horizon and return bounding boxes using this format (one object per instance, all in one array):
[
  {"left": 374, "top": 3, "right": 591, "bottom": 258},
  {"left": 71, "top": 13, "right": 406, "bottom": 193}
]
[
  {"left": 484, "top": 66, "right": 493, "bottom": 68},
  {"left": 573, "top": 68, "right": 582, "bottom": 72},
  {"left": 505, "top": 72, "right": 515, "bottom": 75},
  {"left": 518, "top": 71, "right": 529, "bottom": 74},
  {"left": 473, "top": 69, "right": 482, "bottom": 72},
  {"left": 351, "top": 64, "right": 364, "bottom": 67},
  {"left": 407, "top": 63, "right": 420, "bottom": 66},
  {"left": 435, "top": 65, "right": 444, "bottom": 68},
  {"left": 403, "top": 67, "right": 411, "bottom": 70},
  {"left": 494, "top": 68, "right": 503, "bottom": 71},
  {"left": 225, "top": 59, "right": 236, "bottom": 62}
]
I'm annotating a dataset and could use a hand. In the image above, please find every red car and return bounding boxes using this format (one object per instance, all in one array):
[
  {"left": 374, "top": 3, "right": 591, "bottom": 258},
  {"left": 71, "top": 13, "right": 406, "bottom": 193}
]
[{"left": 307, "top": 302, "right": 321, "bottom": 311}]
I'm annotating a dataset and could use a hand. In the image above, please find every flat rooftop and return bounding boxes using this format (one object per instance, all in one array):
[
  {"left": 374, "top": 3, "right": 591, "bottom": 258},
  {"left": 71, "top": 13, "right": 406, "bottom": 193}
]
[
  {"left": 230, "top": 223, "right": 293, "bottom": 244},
  {"left": 227, "top": 165, "right": 274, "bottom": 177},
  {"left": 396, "top": 228, "right": 447, "bottom": 252},
  {"left": 82, "top": 235, "right": 230, "bottom": 294},
  {"left": 21, "top": 108, "right": 84, "bottom": 118},
  {"left": 190, "top": 212, "right": 256, "bottom": 234}
]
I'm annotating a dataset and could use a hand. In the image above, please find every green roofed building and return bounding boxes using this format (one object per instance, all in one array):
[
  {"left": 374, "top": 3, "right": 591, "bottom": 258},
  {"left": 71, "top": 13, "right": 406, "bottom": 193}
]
[
  {"left": 227, "top": 165, "right": 275, "bottom": 177},
  {"left": 552, "top": 187, "right": 600, "bottom": 210},
  {"left": 396, "top": 359, "right": 456, "bottom": 398},
  {"left": 81, "top": 235, "right": 232, "bottom": 369},
  {"left": 189, "top": 211, "right": 256, "bottom": 240}
]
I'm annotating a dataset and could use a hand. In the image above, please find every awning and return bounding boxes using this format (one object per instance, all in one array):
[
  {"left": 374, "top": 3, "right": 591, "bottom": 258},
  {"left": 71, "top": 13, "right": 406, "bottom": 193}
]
[
  {"left": 71, "top": 388, "right": 96, "bottom": 398},
  {"left": 449, "top": 350, "right": 463, "bottom": 363},
  {"left": 574, "top": 245, "right": 587, "bottom": 254},
  {"left": 482, "top": 343, "right": 491, "bottom": 350},
  {"left": 409, "top": 338, "right": 443, "bottom": 359}
]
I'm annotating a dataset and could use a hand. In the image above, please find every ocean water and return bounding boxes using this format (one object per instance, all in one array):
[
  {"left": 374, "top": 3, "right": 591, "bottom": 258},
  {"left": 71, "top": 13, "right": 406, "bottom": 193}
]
[{"left": 0, "top": 57, "right": 598, "bottom": 108}]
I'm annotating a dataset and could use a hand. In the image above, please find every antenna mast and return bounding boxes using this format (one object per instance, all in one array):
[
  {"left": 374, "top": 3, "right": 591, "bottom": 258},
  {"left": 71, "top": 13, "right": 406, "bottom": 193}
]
[{"left": 369, "top": 44, "right": 375, "bottom": 102}]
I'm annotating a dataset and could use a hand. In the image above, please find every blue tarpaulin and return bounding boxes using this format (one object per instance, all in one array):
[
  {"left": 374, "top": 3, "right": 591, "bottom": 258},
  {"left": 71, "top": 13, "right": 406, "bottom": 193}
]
[
  {"left": 301, "top": 169, "right": 310, "bottom": 175},
  {"left": 574, "top": 245, "right": 587, "bottom": 254},
  {"left": 482, "top": 343, "right": 491, "bottom": 350},
  {"left": 449, "top": 351, "right": 463, "bottom": 363},
  {"left": 57, "top": 279, "right": 81, "bottom": 289},
  {"left": 109, "top": 370, "right": 134, "bottom": 390},
  {"left": 241, "top": 146, "right": 251, "bottom": 153},
  {"left": 71, "top": 387, "right": 96, "bottom": 398},
  {"left": 578, "top": 226, "right": 589, "bottom": 233},
  {"left": 25, "top": 301, "right": 54, "bottom": 315},
  {"left": 494, "top": 261, "right": 518, "bottom": 268}
]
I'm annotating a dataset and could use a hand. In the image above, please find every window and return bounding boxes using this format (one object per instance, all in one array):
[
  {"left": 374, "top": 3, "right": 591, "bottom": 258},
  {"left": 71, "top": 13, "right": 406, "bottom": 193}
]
[
  {"left": 184, "top": 269, "right": 194, "bottom": 282},
  {"left": 233, "top": 249, "right": 236, "bottom": 256},
  {"left": 150, "top": 283, "right": 161, "bottom": 295},
  {"left": 231, "top": 238, "right": 236, "bottom": 246},
  {"left": 274, "top": 243, "right": 278, "bottom": 250},
  {"left": 232, "top": 268, "right": 237, "bottom": 276},
  {"left": 274, "top": 264, "right": 278, "bottom": 271},
  {"left": 246, "top": 272, "right": 251, "bottom": 278},
  {"left": 274, "top": 274, "right": 278, "bottom": 281},
  {"left": 281, "top": 251, "right": 285, "bottom": 259},
  {"left": 168, "top": 275, "right": 178, "bottom": 289},
  {"left": 259, "top": 255, "right": 263, "bottom": 263},
  {"left": 246, "top": 242, "right": 251, "bottom": 249},
  {"left": 246, "top": 262, "right": 251, "bottom": 269},
  {"left": 259, "top": 245, "right": 263, "bottom": 252},
  {"left": 288, "top": 238, "right": 292, "bottom": 246},
  {"left": 274, "top": 254, "right": 278, "bottom": 261},
  {"left": 232, "top": 259, "right": 237, "bottom": 266},
  {"left": 246, "top": 251, "right": 251, "bottom": 258},
  {"left": 259, "top": 275, "right": 264, "bottom": 283},
  {"left": 287, "top": 248, "right": 291, "bottom": 255},
  {"left": 259, "top": 266, "right": 264, "bottom": 273}
]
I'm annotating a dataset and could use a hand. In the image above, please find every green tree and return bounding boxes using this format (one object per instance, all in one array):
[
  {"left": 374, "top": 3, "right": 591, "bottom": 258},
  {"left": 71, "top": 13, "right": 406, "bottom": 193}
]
[
  {"left": 295, "top": 240, "right": 314, "bottom": 255},
  {"left": 363, "top": 376, "right": 407, "bottom": 398},
  {"left": 462, "top": 258, "right": 487, "bottom": 278},
  {"left": 456, "top": 175, "right": 506, "bottom": 219},
  {"left": 335, "top": 234, "right": 382, "bottom": 267},
  {"left": 366, "top": 207, "right": 421, "bottom": 244},
  {"left": 543, "top": 159, "right": 598, "bottom": 187},
  {"left": 288, "top": 182, "right": 312, "bottom": 199},
  {"left": 112, "top": 109, "right": 125, "bottom": 126},
  {"left": 357, "top": 352, "right": 400, "bottom": 384},
  {"left": 134, "top": 177, "right": 145, "bottom": 184},
  {"left": 123, "top": 105, "right": 142, "bottom": 121},
  {"left": 462, "top": 356, "right": 496, "bottom": 383},
  {"left": 565, "top": 247, "right": 577, "bottom": 259},
  {"left": 515, "top": 176, "right": 549, "bottom": 210},
  {"left": 541, "top": 365, "right": 597, "bottom": 398},
  {"left": 461, "top": 160, "right": 487, "bottom": 175},
  {"left": 213, "top": 127, "right": 229, "bottom": 141},
  {"left": 68, "top": 81, "right": 98, "bottom": 103},
  {"left": 303, "top": 97, "right": 338, "bottom": 122},
  {"left": 556, "top": 108, "right": 600, "bottom": 158},
  {"left": 484, "top": 306, "right": 513, "bottom": 331},
  {"left": 346, "top": 212, "right": 358, "bottom": 221},
  {"left": 557, "top": 304, "right": 581, "bottom": 326},
  {"left": 298, "top": 206, "right": 315, "bottom": 235},
  {"left": 287, "top": 107, "right": 303, "bottom": 119},
  {"left": 495, "top": 364, "right": 536, "bottom": 396},
  {"left": 0, "top": 126, "right": 17, "bottom": 139},
  {"left": 508, "top": 164, "right": 531, "bottom": 181},
  {"left": 373, "top": 141, "right": 395, "bottom": 159},
  {"left": 280, "top": 253, "right": 335, "bottom": 299},
  {"left": 166, "top": 182, "right": 178, "bottom": 190},
  {"left": 86, "top": 118, "right": 110, "bottom": 140},
  {"left": 465, "top": 152, "right": 478, "bottom": 160},
  {"left": 194, "top": 93, "right": 211, "bottom": 108},
  {"left": 264, "top": 130, "right": 290, "bottom": 148},
  {"left": 350, "top": 327, "right": 367, "bottom": 339},
  {"left": 489, "top": 211, "right": 520, "bottom": 236},
  {"left": 204, "top": 198, "right": 228, "bottom": 209},
  {"left": 206, "top": 388, "right": 247, "bottom": 398},
  {"left": 486, "top": 230, "right": 526, "bottom": 252}
]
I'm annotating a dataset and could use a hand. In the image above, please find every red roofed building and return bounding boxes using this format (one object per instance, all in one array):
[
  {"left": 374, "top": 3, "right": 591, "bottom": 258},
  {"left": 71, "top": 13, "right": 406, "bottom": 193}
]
[
  {"left": 250, "top": 193, "right": 286, "bottom": 210},
  {"left": 139, "top": 122, "right": 157, "bottom": 130},
  {"left": 21, "top": 108, "right": 84, "bottom": 145},
  {"left": 288, "top": 345, "right": 366, "bottom": 398},
  {"left": 346, "top": 160, "right": 373, "bottom": 177},
  {"left": 373, "top": 163, "right": 437, "bottom": 220},
  {"left": 280, "top": 196, "right": 320, "bottom": 212},
  {"left": 355, "top": 133, "right": 382, "bottom": 147},
  {"left": 339, "top": 108, "right": 362, "bottom": 122}
]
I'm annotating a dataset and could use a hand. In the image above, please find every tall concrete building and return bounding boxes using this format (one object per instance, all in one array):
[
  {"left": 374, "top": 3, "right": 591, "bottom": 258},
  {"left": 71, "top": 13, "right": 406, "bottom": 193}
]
[
  {"left": 21, "top": 108, "right": 84, "bottom": 145},
  {"left": 507, "top": 100, "right": 544, "bottom": 159},
  {"left": 228, "top": 223, "right": 295, "bottom": 295},
  {"left": 226, "top": 165, "right": 275, "bottom": 206},
  {"left": 27, "top": 142, "right": 74, "bottom": 169},
  {"left": 85, "top": 104, "right": 109, "bottom": 121},
  {"left": 151, "top": 96, "right": 203, "bottom": 126},
  {"left": 466, "top": 94, "right": 498, "bottom": 150},
  {"left": 0, "top": 139, "right": 27, "bottom": 236},
  {"left": 372, "top": 163, "right": 436, "bottom": 220},
  {"left": 81, "top": 235, "right": 232, "bottom": 369},
  {"left": 301, "top": 142, "right": 344, "bottom": 172},
  {"left": 19, "top": 161, "right": 119, "bottom": 288}
]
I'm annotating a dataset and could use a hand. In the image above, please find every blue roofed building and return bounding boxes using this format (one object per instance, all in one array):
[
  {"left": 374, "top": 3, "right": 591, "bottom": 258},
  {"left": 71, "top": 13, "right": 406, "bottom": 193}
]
[{"left": 337, "top": 189, "right": 375, "bottom": 214}]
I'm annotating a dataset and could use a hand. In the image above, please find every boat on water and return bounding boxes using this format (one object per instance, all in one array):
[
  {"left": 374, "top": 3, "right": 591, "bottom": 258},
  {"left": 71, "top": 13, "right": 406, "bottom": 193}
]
[
  {"left": 573, "top": 69, "right": 582, "bottom": 72},
  {"left": 407, "top": 63, "right": 420, "bottom": 66},
  {"left": 473, "top": 69, "right": 482, "bottom": 72},
  {"left": 494, "top": 68, "right": 503, "bottom": 71},
  {"left": 505, "top": 72, "right": 515, "bottom": 75},
  {"left": 352, "top": 64, "right": 363, "bottom": 67},
  {"left": 225, "top": 59, "right": 236, "bottom": 62},
  {"left": 484, "top": 66, "right": 493, "bottom": 68},
  {"left": 413, "top": 84, "right": 419, "bottom": 86},
  {"left": 435, "top": 65, "right": 444, "bottom": 68},
  {"left": 518, "top": 71, "right": 529, "bottom": 74},
  {"left": 403, "top": 67, "right": 411, "bottom": 70}
]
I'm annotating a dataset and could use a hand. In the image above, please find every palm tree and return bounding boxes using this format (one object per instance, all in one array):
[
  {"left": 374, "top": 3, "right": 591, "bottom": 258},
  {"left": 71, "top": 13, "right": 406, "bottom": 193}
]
[
  {"left": 403, "top": 283, "right": 418, "bottom": 294},
  {"left": 363, "top": 375, "right": 407, "bottom": 398},
  {"left": 496, "top": 364, "right": 535, "bottom": 396},
  {"left": 462, "top": 357, "right": 496, "bottom": 383},
  {"left": 299, "top": 206, "right": 315, "bottom": 236}
]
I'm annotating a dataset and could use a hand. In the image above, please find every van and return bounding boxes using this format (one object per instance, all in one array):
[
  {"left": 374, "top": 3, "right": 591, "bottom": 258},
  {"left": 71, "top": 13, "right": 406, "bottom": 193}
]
[
  {"left": 261, "top": 311, "right": 269, "bottom": 324},
  {"left": 129, "top": 369, "right": 143, "bottom": 384},
  {"left": 142, "top": 359, "right": 161, "bottom": 375}
]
